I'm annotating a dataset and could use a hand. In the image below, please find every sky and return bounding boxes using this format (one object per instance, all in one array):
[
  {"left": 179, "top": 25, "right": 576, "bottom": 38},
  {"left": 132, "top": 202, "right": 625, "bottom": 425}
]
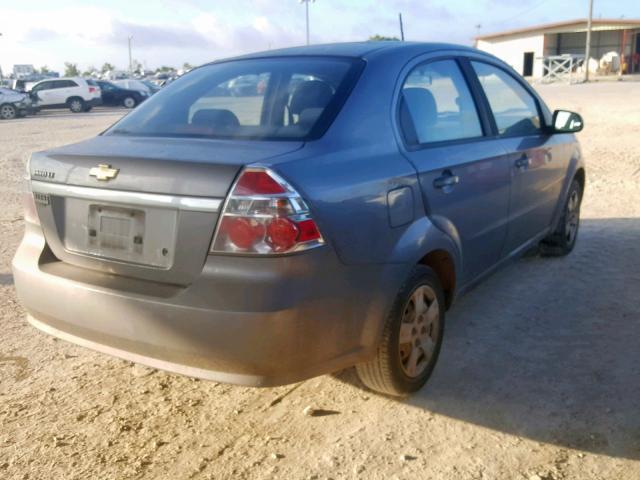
[{"left": 0, "top": 0, "right": 637, "bottom": 74}]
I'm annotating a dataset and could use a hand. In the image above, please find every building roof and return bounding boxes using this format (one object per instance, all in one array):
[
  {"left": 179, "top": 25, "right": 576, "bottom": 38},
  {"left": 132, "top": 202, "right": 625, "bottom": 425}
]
[{"left": 476, "top": 18, "right": 640, "bottom": 41}]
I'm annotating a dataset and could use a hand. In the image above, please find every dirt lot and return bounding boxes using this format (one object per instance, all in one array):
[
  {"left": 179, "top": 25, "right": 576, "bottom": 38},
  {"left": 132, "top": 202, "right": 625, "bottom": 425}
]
[{"left": 1, "top": 83, "right": 639, "bottom": 480}]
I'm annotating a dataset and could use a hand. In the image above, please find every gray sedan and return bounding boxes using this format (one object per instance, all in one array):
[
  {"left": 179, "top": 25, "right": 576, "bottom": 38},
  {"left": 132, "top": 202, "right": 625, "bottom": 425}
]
[{"left": 13, "top": 42, "right": 584, "bottom": 395}]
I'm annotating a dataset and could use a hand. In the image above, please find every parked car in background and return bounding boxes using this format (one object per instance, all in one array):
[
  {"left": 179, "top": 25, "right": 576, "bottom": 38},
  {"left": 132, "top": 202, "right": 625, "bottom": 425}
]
[
  {"left": 228, "top": 74, "right": 260, "bottom": 96},
  {"left": 13, "top": 43, "right": 585, "bottom": 396},
  {"left": 0, "top": 87, "right": 34, "bottom": 119},
  {"left": 11, "top": 79, "right": 37, "bottom": 93},
  {"left": 96, "top": 80, "right": 148, "bottom": 108},
  {"left": 29, "top": 77, "right": 101, "bottom": 112},
  {"left": 85, "top": 79, "right": 102, "bottom": 96},
  {"left": 154, "top": 72, "right": 174, "bottom": 81},
  {"left": 140, "top": 80, "right": 161, "bottom": 95},
  {"left": 113, "top": 79, "right": 153, "bottom": 96}
]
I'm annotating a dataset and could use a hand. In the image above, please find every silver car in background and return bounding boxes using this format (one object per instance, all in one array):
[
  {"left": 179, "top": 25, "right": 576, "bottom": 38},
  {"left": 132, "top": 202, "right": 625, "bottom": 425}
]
[{"left": 0, "top": 87, "right": 33, "bottom": 119}]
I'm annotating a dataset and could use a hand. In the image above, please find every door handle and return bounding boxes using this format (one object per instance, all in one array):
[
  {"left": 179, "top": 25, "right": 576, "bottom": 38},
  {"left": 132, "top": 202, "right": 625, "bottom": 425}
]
[
  {"left": 514, "top": 155, "right": 529, "bottom": 169},
  {"left": 433, "top": 172, "right": 460, "bottom": 189}
]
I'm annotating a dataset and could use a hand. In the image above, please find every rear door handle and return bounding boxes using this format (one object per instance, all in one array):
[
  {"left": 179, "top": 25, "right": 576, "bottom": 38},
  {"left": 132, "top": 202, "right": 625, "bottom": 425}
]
[
  {"left": 433, "top": 172, "right": 460, "bottom": 189},
  {"left": 515, "top": 155, "right": 529, "bottom": 169}
]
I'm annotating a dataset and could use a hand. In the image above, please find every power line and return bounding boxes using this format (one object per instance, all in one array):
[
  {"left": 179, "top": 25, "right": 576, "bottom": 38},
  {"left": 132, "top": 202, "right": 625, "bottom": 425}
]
[{"left": 493, "top": 0, "right": 551, "bottom": 27}]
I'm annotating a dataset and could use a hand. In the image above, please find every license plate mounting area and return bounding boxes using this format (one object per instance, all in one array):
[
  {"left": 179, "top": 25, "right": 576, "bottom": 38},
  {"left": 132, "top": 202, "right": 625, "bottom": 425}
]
[{"left": 88, "top": 205, "right": 145, "bottom": 253}]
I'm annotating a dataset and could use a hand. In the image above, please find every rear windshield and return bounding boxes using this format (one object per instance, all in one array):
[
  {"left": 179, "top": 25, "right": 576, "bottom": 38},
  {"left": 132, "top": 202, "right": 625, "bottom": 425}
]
[{"left": 105, "top": 56, "right": 363, "bottom": 141}]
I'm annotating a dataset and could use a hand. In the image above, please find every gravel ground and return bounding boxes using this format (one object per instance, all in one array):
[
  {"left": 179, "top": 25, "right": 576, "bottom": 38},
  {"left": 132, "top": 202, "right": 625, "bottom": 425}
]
[{"left": 1, "top": 83, "right": 639, "bottom": 480}]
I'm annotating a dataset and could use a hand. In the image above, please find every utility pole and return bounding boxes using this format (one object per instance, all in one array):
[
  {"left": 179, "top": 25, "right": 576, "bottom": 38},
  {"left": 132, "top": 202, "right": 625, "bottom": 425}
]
[
  {"left": 584, "top": 0, "right": 594, "bottom": 81},
  {"left": 398, "top": 13, "right": 405, "bottom": 41},
  {"left": 300, "top": 0, "right": 315, "bottom": 45},
  {"left": 128, "top": 35, "right": 133, "bottom": 75}
]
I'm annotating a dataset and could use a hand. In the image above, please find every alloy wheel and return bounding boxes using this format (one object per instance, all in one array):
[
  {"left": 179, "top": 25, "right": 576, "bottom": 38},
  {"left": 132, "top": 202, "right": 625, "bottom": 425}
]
[
  {"left": 70, "top": 100, "right": 83, "bottom": 112},
  {"left": 565, "top": 189, "right": 580, "bottom": 244},
  {"left": 0, "top": 104, "right": 16, "bottom": 120},
  {"left": 398, "top": 285, "right": 440, "bottom": 378},
  {"left": 124, "top": 97, "right": 135, "bottom": 108}
]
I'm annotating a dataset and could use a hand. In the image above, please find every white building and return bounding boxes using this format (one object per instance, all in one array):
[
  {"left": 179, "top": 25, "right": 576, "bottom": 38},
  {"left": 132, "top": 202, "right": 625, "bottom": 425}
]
[
  {"left": 13, "top": 64, "right": 36, "bottom": 79},
  {"left": 475, "top": 19, "right": 640, "bottom": 79}
]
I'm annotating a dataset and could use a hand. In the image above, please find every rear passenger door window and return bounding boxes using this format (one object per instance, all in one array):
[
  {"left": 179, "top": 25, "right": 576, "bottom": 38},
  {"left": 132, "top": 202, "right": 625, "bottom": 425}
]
[
  {"left": 190, "top": 73, "right": 271, "bottom": 126},
  {"left": 400, "top": 59, "right": 483, "bottom": 145},
  {"left": 471, "top": 61, "right": 541, "bottom": 137}
]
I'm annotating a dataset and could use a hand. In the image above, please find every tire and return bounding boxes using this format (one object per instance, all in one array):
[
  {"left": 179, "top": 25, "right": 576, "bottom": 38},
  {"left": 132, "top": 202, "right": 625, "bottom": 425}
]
[
  {"left": 356, "top": 265, "right": 445, "bottom": 396},
  {"left": 123, "top": 96, "right": 136, "bottom": 108},
  {"left": 0, "top": 103, "right": 17, "bottom": 120},
  {"left": 83, "top": 106, "right": 93, "bottom": 112},
  {"left": 68, "top": 97, "right": 85, "bottom": 113},
  {"left": 540, "top": 179, "right": 582, "bottom": 256}
]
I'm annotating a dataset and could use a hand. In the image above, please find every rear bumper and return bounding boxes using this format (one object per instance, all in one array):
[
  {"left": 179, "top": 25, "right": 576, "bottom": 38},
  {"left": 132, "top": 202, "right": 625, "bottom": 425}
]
[
  {"left": 88, "top": 97, "right": 102, "bottom": 107},
  {"left": 12, "top": 224, "right": 405, "bottom": 386}
]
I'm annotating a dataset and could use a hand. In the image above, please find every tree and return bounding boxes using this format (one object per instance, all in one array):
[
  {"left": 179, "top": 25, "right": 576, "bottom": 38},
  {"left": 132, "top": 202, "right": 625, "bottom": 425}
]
[
  {"left": 368, "top": 34, "right": 400, "bottom": 41},
  {"left": 82, "top": 66, "right": 96, "bottom": 77},
  {"left": 182, "top": 62, "right": 194, "bottom": 71},
  {"left": 155, "top": 65, "right": 175, "bottom": 73},
  {"left": 64, "top": 62, "right": 80, "bottom": 77},
  {"left": 39, "top": 66, "right": 51, "bottom": 75},
  {"left": 101, "top": 62, "right": 116, "bottom": 74}
]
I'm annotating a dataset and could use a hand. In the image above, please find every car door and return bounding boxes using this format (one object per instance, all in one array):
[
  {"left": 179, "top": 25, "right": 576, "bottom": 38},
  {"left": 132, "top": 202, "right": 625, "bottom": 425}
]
[
  {"left": 98, "top": 82, "right": 116, "bottom": 105},
  {"left": 398, "top": 57, "right": 512, "bottom": 285},
  {"left": 48, "top": 80, "right": 68, "bottom": 106},
  {"left": 58, "top": 80, "right": 78, "bottom": 104},
  {"left": 470, "top": 61, "right": 566, "bottom": 254},
  {"left": 31, "top": 81, "right": 54, "bottom": 106}
]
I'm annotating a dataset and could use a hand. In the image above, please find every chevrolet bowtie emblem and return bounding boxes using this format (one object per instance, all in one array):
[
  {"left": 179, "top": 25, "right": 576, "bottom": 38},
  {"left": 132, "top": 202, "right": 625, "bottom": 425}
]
[{"left": 89, "top": 164, "right": 119, "bottom": 181}]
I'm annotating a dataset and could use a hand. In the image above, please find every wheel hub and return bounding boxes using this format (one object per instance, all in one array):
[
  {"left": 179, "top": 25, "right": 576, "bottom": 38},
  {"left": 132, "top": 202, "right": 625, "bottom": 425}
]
[
  {"left": 565, "top": 189, "right": 580, "bottom": 244},
  {"left": 398, "top": 285, "right": 439, "bottom": 378}
]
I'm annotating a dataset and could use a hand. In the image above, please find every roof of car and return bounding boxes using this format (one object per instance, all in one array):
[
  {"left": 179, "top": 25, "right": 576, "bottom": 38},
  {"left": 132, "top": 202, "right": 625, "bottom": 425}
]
[
  {"left": 222, "top": 41, "right": 482, "bottom": 62},
  {"left": 33, "top": 77, "right": 84, "bottom": 84}
]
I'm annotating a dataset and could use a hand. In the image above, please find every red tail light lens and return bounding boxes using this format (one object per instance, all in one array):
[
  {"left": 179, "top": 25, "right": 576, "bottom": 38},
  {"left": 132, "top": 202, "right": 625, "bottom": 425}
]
[
  {"left": 89, "top": 87, "right": 96, "bottom": 93},
  {"left": 296, "top": 219, "right": 322, "bottom": 243},
  {"left": 266, "top": 217, "right": 299, "bottom": 252},
  {"left": 235, "top": 170, "right": 286, "bottom": 195},
  {"left": 220, "top": 217, "right": 265, "bottom": 250},
  {"left": 210, "top": 166, "right": 324, "bottom": 255}
]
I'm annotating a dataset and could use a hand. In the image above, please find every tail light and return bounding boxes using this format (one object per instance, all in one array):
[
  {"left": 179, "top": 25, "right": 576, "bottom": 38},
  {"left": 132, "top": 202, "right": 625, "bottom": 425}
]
[
  {"left": 89, "top": 87, "right": 96, "bottom": 93},
  {"left": 210, "top": 166, "right": 324, "bottom": 254}
]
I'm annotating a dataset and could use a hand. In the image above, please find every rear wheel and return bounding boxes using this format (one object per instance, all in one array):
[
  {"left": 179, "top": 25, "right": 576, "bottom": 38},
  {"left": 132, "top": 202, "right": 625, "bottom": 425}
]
[
  {"left": 540, "top": 179, "right": 582, "bottom": 256},
  {"left": 356, "top": 265, "right": 445, "bottom": 396},
  {"left": 68, "top": 97, "right": 85, "bottom": 113},
  {"left": 123, "top": 96, "right": 136, "bottom": 108},
  {"left": 0, "top": 104, "right": 17, "bottom": 120}
]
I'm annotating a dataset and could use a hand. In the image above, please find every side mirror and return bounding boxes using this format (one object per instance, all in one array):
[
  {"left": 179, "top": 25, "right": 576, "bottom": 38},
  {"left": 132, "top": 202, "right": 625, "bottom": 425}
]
[{"left": 551, "top": 110, "right": 584, "bottom": 133}]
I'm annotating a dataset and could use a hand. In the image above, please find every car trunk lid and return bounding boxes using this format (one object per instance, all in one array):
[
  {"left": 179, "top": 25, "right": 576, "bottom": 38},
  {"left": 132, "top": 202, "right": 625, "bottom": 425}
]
[{"left": 30, "top": 135, "right": 303, "bottom": 285}]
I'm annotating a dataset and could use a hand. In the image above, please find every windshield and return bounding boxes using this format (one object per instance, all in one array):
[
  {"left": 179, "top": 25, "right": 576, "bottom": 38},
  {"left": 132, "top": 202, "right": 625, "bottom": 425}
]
[{"left": 105, "top": 56, "right": 363, "bottom": 141}]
